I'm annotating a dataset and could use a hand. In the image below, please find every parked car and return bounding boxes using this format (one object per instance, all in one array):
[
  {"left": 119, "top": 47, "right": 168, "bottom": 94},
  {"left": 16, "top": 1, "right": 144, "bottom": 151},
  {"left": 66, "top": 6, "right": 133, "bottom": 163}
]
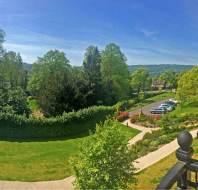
[
  {"left": 159, "top": 103, "right": 174, "bottom": 112},
  {"left": 150, "top": 107, "right": 167, "bottom": 114},
  {"left": 165, "top": 101, "right": 176, "bottom": 107},
  {"left": 169, "top": 98, "right": 178, "bottom": 104}
]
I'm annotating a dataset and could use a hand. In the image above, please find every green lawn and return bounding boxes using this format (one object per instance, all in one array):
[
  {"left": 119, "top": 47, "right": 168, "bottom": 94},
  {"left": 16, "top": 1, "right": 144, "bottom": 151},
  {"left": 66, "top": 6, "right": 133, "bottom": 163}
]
[
  {"left": 0, "top": 121, "right": 139, "bottom": 181},
  {"left": 130, "top": 137, "right": 198, "bottom": 189},
  {"left": 127, "top": 91, "right": 175, "bottom": 112},
  {"left": 27, "top": 97, "right": 40, "bottom": 111},
  {"left": 113, "top": 121, "right": 140, "bottom": 140}
]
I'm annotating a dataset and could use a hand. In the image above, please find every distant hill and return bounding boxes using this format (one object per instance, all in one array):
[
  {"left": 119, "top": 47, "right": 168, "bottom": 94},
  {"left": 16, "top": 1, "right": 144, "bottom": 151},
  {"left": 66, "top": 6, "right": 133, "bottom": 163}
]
[
  {"left": 22, "top": 63, "right": 194, "bottom": 75},
  {"left": 23, "top": 63, "right": 32, "bottom": 71},
  {"left": 128, "top": 64, "right": 193, "bottom": 76}
]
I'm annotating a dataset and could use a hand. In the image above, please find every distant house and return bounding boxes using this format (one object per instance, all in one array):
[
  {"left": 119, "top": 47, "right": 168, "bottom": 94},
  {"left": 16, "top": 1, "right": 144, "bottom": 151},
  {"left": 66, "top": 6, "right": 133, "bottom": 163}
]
[{"left": 151, "top": 80, "right": 166, "bottom": 90}]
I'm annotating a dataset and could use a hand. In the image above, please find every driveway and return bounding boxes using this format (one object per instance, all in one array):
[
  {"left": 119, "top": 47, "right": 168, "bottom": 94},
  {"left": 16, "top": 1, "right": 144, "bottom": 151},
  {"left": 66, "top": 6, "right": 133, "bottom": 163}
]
[{"left": 129, "top": 99, "right": 169, "bottom": 117}]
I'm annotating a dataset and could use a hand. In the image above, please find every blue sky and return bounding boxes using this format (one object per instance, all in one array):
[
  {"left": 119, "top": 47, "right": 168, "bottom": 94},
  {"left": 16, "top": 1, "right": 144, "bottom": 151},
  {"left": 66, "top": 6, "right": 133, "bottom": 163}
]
[{"left": 1, "top": 0, "right": 198, "bottom": 65}]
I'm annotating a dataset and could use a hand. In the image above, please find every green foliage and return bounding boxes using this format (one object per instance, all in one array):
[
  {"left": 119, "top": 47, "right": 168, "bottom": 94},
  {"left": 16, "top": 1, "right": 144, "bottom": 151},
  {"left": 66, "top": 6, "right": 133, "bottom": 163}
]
[
  {"left": 130, "top": 68, "right": 151, "bottom": 96},
  {"left": 0, "top": 106, "right": 115, "bottom": 140},
  {"left": 0, "top": 29, "right": 5, "bottom": 55},
  {"left": 0, "top": 87, "right": 29, "bottom": 115},
  {"left": 101, "top": 43, "right": 129, "bottom": 104},
  {"left": 114, "top": 99, "right": 137, "bottom": 112},
  {"left": 28, "top": 50, "right": 74, "bottom": 116},
  {"left": 27, "top": 97, "right": 40, "bottom": 111},
  {"left": 72, "top": 119, "right": 136, "bottom": 189},
  {"left": 177, "top": 66, "right": 198, "bottom": 103},
  {"left": 159, "top": 70, "right": 178, "bottom": 89},
  {"left": 0, "top": 51, "right": 27, "bottom": 89},
  {"left": 83, "top": 46, "right": 103, "bottom": 105}
]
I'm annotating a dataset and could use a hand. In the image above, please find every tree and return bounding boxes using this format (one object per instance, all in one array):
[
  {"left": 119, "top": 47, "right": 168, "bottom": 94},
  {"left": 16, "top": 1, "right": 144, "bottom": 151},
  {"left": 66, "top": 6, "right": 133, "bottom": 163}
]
[
  {"left": 28, "top": 50, "right": 73, "bottom": 116},
  {"left": 159, "top": 70, "right": 178, "bottom": 89},
  {"left": 0, "top": 87, "right": 29, "bottom": 115},
  {"left": 177, "top": 66, "right": 198, "bottom": 103},
  {"left": 0, "top": 51, "right": 27, "bottom": 89},
  {"left": 130, "top": 68, "right": 150, "bottom": 97},
  {"left": 101, "top": 43, "right": 129, "bottom": 104},
  {"left": 72, "top": 119, "right": 136, "bottom": 189},
  {"left": 83, "top": 46, "right": 102, "bottom": 105},
  {"left": 71, "top": 67, "right": 90, "bottom": 109},
  {"left": 0, "top": 29, "right": 5, "bottom": 56}
]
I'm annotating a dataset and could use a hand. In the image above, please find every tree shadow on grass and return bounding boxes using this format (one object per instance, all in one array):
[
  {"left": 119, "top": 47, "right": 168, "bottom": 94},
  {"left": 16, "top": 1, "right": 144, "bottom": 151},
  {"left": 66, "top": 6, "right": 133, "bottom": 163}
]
[{"left": 0, "top": 130, "right": 93, "bottom": 143}]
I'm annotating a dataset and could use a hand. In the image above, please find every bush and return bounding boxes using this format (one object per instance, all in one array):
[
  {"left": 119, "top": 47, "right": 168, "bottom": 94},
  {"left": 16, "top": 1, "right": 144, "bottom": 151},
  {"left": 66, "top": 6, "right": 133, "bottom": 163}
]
[
  {"left": 114, "top": 99, "right": 137, "bottom": 112},
  {"left": 0, "top": 106, "right": 115, "bottom": 140},
  {"left": 130, "top": 114, "right": 139, "bottom": 123},
  {"left": 116, "top": 111, "right": 129, "bottom": 122},
  {"left": 72, "top": 119, "right": 136, "bottom": 189}
]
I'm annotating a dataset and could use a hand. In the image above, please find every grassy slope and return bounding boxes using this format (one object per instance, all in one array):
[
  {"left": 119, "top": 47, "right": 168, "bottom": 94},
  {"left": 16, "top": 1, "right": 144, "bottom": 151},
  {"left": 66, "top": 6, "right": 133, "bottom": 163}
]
[
  {"left": 0, "top": 121, "right": 139, "bottom": 181},
  {"left": 131, "top": 138, "right": 198, "bottom": 189}
]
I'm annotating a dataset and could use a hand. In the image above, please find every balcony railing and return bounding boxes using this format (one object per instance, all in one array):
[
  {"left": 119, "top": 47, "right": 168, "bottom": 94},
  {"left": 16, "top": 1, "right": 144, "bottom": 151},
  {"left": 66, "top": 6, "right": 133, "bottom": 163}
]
[{"left": 156, "top": 130, "right": 198, "bottom": 190}]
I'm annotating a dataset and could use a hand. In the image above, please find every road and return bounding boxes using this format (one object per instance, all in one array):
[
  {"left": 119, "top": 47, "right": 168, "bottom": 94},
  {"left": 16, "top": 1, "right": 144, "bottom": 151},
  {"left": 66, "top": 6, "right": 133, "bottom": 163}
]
[{"left": 129, "top": 99, "right": 169, "bottom": 117}]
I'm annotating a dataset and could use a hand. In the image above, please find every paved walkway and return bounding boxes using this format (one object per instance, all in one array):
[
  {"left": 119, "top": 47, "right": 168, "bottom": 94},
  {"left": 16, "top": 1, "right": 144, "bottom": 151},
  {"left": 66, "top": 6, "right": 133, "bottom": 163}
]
[
  {"left": 0, "top": 120, "right": 197, "bottom": 189},
  {"left": 122, "top": 119, "right": 159, "bottom": 145},
  {"left": 133, "top": 128, "right": 198, "bottom": 172},
  {"left": 0, "top": 176, "right": 75, "bottom": 190}
]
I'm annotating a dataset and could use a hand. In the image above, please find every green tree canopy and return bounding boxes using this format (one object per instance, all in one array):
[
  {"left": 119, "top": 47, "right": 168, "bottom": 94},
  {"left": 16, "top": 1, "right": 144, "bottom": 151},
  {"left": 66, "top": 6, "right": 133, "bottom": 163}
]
[
  {"left": 130, "top": 68, "right": 150, "bottom": 96},
  {"left": 101, "top": 43, "right": 129, "bottom": 104},
  {"left": 83, "top": 46, "right": 102, "bottom": 105},
  {"left": 0, "top": 87, "right": 29, "bottom": 115},
  {"left": 0, "top": 51, "right": 26, "bottom": 88},
  {"left": 159, "top": 70, "right": 178, "bottom": 89},
  {"left": 0, "top": 29, "right": 5, "bottom": 56},
  {"left": 177, "top": 66, "right": 198, "bottom": 103},
  {"left": 28, "top": 50, "right": 73, "bottom": 116},
  {"left": 73, "top": 119, "right": 136, "bottom": 189}
]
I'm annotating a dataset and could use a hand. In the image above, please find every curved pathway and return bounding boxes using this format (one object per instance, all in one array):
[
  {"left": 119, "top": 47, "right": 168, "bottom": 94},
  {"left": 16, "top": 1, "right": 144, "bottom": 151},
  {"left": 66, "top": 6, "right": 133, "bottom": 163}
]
[
  {"left": 122, "top": 119, "right": 159, "bottom": 145},
  {"left": 0, "top": 120, "right": 197, "bottom": 189}
]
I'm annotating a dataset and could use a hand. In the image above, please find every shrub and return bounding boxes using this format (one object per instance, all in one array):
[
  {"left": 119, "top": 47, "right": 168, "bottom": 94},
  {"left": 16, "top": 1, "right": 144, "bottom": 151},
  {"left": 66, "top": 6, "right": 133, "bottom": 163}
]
[
  {"left": 130, "top": 114, "right": 139, "bottom": 123},
  {"left": 0, "top": 105, "right": 115, "bottom": 140},
  {"left": 114, "top": 99, "right": 137, "bottom": 112},
  {"left": 72, "top": 119, "right": 136, "bottom": 189},
  {"left": 116, "top": 111, "right": 129, "bottom": 122},
  {"left": 150, "top": 114, "right": 161, "bottom": 121}
]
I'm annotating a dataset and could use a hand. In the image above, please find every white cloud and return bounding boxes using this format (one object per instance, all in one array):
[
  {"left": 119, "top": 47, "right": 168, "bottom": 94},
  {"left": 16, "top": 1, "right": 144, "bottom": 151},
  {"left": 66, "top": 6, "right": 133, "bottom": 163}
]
[
  {"left": 4, "top": 42, "right": 85, "bottom": 65},
  {"left": 140, "top": 29, "right": 158, "bottom": 37}
]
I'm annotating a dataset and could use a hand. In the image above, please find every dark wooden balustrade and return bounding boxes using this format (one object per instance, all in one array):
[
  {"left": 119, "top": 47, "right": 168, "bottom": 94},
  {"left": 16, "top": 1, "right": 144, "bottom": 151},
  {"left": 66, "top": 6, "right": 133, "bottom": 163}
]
[{"left": 156, "top": 130, "right": 198, "bottom": 190}]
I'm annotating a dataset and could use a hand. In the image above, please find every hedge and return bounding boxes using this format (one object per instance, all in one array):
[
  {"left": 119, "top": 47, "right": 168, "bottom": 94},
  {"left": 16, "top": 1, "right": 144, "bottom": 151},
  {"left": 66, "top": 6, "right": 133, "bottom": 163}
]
[{"left": 0, "top": 106, "right": 115, "bottom": 140}]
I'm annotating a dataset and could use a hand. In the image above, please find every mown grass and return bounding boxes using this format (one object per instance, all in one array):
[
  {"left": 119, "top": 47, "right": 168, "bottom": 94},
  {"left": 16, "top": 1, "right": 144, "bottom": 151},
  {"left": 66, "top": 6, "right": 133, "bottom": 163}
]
[
  {"left": 131, "top": 138, "right": 198, "bottom": 189},
  {"left": 0, "top": 121, "right": 139, "bottom": 181},
  {"left": 112, "top": 121, "right": 140, "bottom": 140}
]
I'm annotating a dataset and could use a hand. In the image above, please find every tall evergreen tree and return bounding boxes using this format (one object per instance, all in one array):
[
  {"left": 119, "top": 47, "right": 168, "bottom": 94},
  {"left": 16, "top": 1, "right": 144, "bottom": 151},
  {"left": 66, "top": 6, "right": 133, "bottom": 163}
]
[{"left": 83, "top": 46, "right": 102, "bottom": 105}]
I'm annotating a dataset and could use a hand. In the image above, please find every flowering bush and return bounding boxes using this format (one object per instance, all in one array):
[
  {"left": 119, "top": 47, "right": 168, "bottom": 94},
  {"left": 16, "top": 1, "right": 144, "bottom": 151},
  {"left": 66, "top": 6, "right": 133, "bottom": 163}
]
[
  {"left": 150, "top": 114, "right": 161, "bottom": 121},
  {"left": 116, "top": 111, "right": 129, "bottom": 122}
]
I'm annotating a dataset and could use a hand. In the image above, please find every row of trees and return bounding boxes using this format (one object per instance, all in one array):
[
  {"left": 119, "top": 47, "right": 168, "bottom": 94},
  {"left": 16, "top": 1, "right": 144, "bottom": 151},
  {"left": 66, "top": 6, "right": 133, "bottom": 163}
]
[
  {"left": 28, "top": 44, "right": 129, "bottom": 116},
  {"left": 0, "top": 29, "right": 181, "bottom": 117}
]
